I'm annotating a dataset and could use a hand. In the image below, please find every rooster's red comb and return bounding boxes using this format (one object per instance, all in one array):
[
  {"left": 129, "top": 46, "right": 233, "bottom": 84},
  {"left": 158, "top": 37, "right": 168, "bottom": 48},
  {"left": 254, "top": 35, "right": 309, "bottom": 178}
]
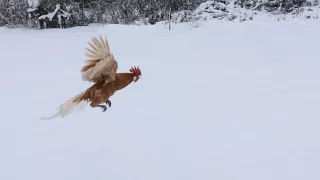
[{"left": 129, "top": 66, "right": 141, "bottom": 76}]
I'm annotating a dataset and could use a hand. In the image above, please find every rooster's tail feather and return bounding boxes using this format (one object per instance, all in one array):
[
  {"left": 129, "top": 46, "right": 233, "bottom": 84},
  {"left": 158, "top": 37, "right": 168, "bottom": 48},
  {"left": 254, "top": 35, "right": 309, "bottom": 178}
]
[{"left": 40, "top": 91, "right": 89, "bottom": 120}]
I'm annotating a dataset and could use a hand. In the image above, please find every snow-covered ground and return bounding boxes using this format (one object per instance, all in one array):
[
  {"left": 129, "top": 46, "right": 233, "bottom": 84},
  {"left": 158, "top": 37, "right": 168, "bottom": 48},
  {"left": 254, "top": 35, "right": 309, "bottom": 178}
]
[{"left": 1, "top": 19, "right": 320, "bottom": 180}]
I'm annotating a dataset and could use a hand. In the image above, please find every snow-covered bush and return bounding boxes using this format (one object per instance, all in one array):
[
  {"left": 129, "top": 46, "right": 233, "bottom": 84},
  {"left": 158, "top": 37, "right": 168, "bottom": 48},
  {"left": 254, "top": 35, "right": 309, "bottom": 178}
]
[
  {"left": 192, "top": 0, "right": 256, "bottom": 22},
  {"left": 171, "top": 10, "right": 194, "bottom": 23},
  {"left": 172, "top": 0, "right": 320, "bottom": 23},
  {"left": 284, "top": 5, "right": 320, "bottom": 20}
]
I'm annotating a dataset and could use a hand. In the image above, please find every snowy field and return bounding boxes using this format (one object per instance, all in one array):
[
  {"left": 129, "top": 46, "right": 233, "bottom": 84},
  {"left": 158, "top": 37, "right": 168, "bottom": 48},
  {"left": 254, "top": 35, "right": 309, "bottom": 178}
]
[{"left": 1, "top": 19, "right": 320, "bottom": 180}]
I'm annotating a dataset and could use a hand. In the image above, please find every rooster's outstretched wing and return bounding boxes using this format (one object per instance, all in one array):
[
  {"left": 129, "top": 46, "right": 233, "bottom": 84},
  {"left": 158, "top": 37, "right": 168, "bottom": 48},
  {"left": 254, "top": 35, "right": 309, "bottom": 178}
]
[{"left": 81, "top": 36, "right": 118, "bottom": 83}]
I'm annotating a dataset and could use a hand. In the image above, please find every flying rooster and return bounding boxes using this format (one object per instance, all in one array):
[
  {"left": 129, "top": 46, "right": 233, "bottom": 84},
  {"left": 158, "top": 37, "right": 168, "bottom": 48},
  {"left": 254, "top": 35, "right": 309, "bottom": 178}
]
[{"left": 41, "top": 36, "right": 142, "bottom": 120}]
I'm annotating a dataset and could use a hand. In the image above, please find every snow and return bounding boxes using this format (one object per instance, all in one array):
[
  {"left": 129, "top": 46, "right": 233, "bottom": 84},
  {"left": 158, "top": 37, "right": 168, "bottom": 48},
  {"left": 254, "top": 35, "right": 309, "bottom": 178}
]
[
  {"left": 27, "top": 8, "right": 37, "bottom": 13},
  {"left": 1, "top": 19, "right": 320, "bottom": 180},
  {"left": 38, "top": 4, "right": 70, "bottom": 21},
  {"left": 27, "top": 0, "right": 40, "bottom": 8}
]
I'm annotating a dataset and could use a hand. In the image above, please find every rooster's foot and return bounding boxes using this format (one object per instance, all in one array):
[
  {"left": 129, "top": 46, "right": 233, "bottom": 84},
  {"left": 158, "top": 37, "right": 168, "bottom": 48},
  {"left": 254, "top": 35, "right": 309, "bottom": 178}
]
[
  {"left": 106, "top": 100, "right": 112, "bottom": 108},
  {"left": 97, "top": 105, "right": 107, "bottom": 112}
]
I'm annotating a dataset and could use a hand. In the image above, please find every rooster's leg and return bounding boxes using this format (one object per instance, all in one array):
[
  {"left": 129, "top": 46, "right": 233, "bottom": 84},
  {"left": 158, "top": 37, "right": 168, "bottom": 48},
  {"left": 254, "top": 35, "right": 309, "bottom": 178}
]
[
  {"left": 97, "top": 105, "right": 107, "bottom": 112},
  {"left": 106, "top": 100, "right": 112, "bottom": 108}
]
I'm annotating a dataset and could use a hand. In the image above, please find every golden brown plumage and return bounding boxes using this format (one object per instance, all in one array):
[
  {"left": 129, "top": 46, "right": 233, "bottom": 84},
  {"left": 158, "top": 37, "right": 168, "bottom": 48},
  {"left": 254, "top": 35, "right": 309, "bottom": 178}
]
[
  {"left": 76, "top": 72, "right": 138, "bottom": 109},
  {"left": 40, "top": 37, "right": 141, "bottom": 120}
]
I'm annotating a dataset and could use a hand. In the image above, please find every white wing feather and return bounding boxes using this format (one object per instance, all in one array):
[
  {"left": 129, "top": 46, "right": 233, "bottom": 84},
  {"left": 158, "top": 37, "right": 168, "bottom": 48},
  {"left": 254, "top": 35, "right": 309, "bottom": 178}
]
[{"left": 81, "top": 36, "right": 118, "bottom": 83}]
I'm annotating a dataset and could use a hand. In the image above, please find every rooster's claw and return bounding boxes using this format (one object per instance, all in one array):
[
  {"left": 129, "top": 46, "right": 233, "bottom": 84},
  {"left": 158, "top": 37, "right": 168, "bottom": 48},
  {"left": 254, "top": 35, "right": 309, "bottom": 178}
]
[
  {"left": 97, "top": 105, "right": 107, "bottom": 112},
  {"left": 106, "top": 100, "right": 112, "bottom": 108},
  {"left": 101, "top": 106, "right": 107, "bottom": 112}
]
